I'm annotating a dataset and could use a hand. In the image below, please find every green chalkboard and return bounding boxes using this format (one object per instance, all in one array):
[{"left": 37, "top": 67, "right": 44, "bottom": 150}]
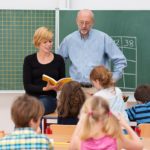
[
  {"left": 0, "top": 10, "right": 55, "bottom": 90},
  {"left": 59, "top": 10, "right": 150, "bottom": 91}
]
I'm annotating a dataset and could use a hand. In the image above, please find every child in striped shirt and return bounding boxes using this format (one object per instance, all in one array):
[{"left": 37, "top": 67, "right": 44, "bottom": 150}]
[{"left": 126, "top": 84, "right": 150, "bottom": 124}]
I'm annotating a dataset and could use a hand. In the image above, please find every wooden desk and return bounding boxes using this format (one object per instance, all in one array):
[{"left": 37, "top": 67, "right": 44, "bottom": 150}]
[
  {"left": 48, "top": 134, "right": 71, "bottom": 143},
  {"left": 141, "top": 138, "right": 150, "bottom": 150},
  {"left": 48, "top": 134, "right": 70, "bottom": 150},
  {"left": 0, "top": 131, "right": 5, "bottom": 138},
  {"left": 123, "top": 135, "right": 150, "bottom": 150}
]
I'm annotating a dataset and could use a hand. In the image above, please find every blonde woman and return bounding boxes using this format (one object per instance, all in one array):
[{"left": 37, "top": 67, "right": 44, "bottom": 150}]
[
  {"left": 70, "top": 96, "right": 143, "bottom": 150},
  {"left": 23, "top": 27, "right": 65, "bottom": 116}
]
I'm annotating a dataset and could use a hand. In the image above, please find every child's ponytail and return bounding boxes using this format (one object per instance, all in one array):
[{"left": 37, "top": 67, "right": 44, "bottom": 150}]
[
  {"left": 103, "top": 112, "right": 122, "bottom": 139},
  {"left": 79, "top": 96, "right": 123, "bottom": 141}
]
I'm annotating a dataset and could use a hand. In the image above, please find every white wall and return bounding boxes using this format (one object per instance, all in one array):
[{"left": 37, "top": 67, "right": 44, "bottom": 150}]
[
  {"left": 69, "top": 0, "right": 150, "bottom": 10},
  {"left": 0, "top": 0, "right": 143, "bottom": 133},
  {"left": 0, "top": 0, "right": 59, "bottom": 10},
  {"left": 0, "top": 0, "right": 150, "bottom": 10},
  {"left": 0, "top": 92, "right": 24, "bottom": 133}
]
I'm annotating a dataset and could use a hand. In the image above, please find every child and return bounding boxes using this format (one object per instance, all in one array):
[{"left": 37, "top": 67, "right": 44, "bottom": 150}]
[
  {"left": 90, "top": 65, "right": 129, "bottom": 121},
  {"left": 126, "top": 84, "right": 150, "bottom": 124},
  {"left": 0, "top": 94, "right": 53, "bottom": 150},
  {"left": 57, "top": 81, "right": 86, "bottom": 124},
  {"left": 70, "top": 96, "right": 143, "bottom": 150}
]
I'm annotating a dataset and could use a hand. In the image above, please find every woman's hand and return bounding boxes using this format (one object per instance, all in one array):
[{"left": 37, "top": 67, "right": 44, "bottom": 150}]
[
  {"left": 43, "top": 82, "right": 57, "bottom": 91},
  {"left": 55, "top": 82, "right": 63, "bottom": 91},
  {"left": 43, "top": 81, "right": 63, "bottom": 92}
]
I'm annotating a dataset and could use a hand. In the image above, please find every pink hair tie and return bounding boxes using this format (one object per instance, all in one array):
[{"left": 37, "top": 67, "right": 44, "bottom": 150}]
[
  {"left": 109, "top": 111, "right": 112, "bottom": 116},
  {"left": 88, "top": 111, "right": 93, "bottom": 116}
]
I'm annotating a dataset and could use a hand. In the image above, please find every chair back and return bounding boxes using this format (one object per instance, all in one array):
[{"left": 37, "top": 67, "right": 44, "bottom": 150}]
[
  {"left": 50, "top": 124, "right": 76, "bottom": 135},
  {"left": 138, "top": 123, "right": 150, "bottom": 137}
]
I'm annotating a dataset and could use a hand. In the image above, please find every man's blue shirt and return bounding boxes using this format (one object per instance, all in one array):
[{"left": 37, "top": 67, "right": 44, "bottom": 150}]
[{"left": 57, "top": 29, "right": 127, "bottom": 83}]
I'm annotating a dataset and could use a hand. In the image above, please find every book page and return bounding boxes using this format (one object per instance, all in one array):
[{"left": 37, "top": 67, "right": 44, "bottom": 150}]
[
  {"left": 42, "top": 74, "right": 57, "bottom": 85},
  {"left": 57, "top": 77, "right": 72, "bottom": 90},
  {"left": 42, "top": 74, "right": 72, "bottom": 88},
  {"left": 58, "top": 78, "right": 72, "bottom": 84}
]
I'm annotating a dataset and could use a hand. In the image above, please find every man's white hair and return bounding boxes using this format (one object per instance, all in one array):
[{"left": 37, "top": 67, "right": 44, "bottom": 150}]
[{"left": 77, "top": 9, "right": 94, "bottom": 20}]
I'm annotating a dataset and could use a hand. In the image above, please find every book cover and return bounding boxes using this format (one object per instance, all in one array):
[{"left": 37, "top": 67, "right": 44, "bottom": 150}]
[{"left": 42, "top": 74, "right": 72, "bottom": 89}]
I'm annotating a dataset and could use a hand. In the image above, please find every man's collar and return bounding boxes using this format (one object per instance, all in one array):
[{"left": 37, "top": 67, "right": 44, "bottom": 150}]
[
  {"left": 78, "top": 29, "right": 92, "bottom": 40},
  {"left": 80, "top": 32, "right": 89, "bottom": 40}
]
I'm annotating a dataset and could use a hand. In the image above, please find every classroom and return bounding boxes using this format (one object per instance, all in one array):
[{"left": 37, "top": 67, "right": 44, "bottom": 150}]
[{"left": 0, "top": 0, "right": 150, "bottom": 149}]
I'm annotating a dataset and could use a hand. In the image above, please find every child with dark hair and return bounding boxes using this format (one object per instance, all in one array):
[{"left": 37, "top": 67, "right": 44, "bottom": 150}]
[
  {"left": 57, "top": 81, "right": 86, "bottom": 124},
  {"left": 0, "top": 94, "right": 53, "bottom": 150},
  {"left": 126, "top": 84, "right": 150, "bottom": 124}
]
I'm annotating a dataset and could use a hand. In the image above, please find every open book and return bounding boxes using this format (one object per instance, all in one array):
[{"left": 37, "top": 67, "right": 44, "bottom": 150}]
[{"left": 42, "top": 74, "right": 72, "bottom": 89}]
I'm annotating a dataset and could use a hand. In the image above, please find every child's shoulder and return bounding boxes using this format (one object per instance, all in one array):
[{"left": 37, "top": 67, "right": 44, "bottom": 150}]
[
  {"left": 36, "top": 133, "right": 52, "bottom": 142},
  {"left": 36, "top": 134, "right": 54, "bottom": 149},
  {"left": 136, "top": 100, "right": 150, "bottom": 106},
  {"left": 94, "top": 89, "right": 108, "bottom": 97},
  {"left": 115, "top": 87, "right": 122, "bottom": 93},
  {"left": 128, "top": 101, "right": 150, "bottom": 112}
]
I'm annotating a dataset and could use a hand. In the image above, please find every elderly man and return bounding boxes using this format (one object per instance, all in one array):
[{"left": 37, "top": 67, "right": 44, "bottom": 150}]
[{"left": 57, "top": 9, "right": 127, "bottom": 96}]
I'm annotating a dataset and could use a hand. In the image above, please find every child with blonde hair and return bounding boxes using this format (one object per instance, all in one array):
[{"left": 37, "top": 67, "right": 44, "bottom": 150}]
[
  {"left": 90, "top": 65, "right": 128, "bottom": 121},
  {"left": 70, "top": 96, "right": 143, "bottom": 150}
]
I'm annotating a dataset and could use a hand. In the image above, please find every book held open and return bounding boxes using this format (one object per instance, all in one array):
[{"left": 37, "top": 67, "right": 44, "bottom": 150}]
[{"left": 42, "top": 74, "right": 72, "bottom": 89}]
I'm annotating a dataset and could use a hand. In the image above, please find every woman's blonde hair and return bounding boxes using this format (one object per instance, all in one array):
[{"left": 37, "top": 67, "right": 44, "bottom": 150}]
[
  {"left": 90, "top": 65, "right": 114, "bottom": 88},
  {"left": 33, "top": 26, "right": 53, "bottom": 48},
  {"left": 80, "top": 96, "right": 122, "bottom": 140}
]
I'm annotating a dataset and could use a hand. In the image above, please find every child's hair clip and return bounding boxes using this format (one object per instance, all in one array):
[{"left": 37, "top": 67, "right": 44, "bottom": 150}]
[
  {"left": 88, "top": 111, "right": 93, "bottom": 116},
  {"left": 109, "top": 111, "right": 112, "bottom": 116}
]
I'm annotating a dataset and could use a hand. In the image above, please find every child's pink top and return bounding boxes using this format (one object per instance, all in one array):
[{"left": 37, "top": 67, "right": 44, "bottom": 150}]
[{"left": 81, "top": 135, "right": 117, "bottom": 150}]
